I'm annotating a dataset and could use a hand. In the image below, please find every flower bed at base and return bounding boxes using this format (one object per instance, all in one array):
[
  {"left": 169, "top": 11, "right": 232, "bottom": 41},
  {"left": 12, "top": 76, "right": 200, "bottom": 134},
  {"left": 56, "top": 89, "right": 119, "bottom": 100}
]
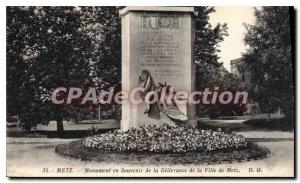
[
  {"left": 55, "top": 140, "right": 270, "bottom": 165},
  {"left": 82, "top": 124, "right": 247, "bottom": 153},
  {"left": 54, "top": 125, "right": 270, "bottom": 164}
]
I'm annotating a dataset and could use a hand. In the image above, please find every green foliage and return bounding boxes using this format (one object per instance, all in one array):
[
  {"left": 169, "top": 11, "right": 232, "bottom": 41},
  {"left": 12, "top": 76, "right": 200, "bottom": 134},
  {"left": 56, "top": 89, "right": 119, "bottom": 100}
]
[
  {"left": 244, "top": 117, "right": 294, "bottom": 131},
  {"left": 193, "top": 7, "right": 233, "bottom": 117},
  {"left": 7, "top": 6, "right": 229, "bottom": 131},
  {"left": 7, "top": 7, "right": 93, "bottom": 131},
  {"left": 194, "top": 7, "right": 228, "bottom": 90},
  {"left": 243, "top": 7, "right": 294, "bottom": 118},
  {"left": 79, "top": 7, "right": 121, "bottom": 86}
]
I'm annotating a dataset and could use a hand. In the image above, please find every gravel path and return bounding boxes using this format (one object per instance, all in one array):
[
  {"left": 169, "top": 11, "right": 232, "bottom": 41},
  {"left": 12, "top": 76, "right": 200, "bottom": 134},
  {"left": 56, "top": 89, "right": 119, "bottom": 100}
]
[{"left": 7, "top": 137, "right": 294, "bottom": 177}]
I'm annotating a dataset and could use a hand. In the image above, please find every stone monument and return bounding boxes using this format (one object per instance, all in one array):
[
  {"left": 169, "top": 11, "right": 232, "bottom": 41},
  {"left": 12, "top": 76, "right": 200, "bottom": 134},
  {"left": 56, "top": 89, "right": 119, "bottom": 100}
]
[{"left": 120, "top": 7, "right": 196, "bottom": 131}]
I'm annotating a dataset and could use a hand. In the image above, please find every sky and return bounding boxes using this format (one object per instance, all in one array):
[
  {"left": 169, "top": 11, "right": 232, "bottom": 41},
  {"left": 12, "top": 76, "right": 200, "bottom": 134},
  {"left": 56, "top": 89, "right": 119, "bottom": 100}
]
[{"left": 209, "top": 6, "right": 256, "bottom": 71}]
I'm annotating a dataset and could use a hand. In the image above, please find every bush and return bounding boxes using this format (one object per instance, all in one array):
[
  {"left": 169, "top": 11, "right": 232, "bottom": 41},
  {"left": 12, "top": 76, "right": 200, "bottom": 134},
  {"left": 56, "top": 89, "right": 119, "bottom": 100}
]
[
  {"left": 243, "top": 117, "right": 294, "bottom": 131},
  {"left": 82, "top": 124, "right": 247, "bottom": 153}
]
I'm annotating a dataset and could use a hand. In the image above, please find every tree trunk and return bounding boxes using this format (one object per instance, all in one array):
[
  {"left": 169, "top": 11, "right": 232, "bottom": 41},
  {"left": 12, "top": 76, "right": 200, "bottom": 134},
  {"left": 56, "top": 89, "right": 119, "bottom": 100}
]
[
  {"left": 98, "top": 105, "right": 101, "bottom": 121},
  {"left": 267, "top": 113, "right": 271, "bottom": 121},
  {"left": 56, "top": 116, "right": 64, "bottom": 138},
  {"left": 24, "top": 126, "right": 31, "bottom": 133}
]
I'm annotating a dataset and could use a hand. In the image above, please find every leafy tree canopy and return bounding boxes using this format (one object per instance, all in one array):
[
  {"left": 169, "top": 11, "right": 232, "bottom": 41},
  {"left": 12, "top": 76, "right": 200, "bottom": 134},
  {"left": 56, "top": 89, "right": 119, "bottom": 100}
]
[{"left": 243, "top": 7, "right": 294, "bottom": 118}]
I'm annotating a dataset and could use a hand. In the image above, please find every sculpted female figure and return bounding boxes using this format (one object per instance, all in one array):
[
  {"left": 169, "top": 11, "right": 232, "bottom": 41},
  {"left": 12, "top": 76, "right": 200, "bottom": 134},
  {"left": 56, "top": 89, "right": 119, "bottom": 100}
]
[{"left": 138, "top": 69, "right": 188, "bottom": 123}]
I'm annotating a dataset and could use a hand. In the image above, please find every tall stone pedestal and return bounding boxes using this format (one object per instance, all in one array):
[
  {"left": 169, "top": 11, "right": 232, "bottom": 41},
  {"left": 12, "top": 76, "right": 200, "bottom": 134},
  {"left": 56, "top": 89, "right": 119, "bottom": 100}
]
[{"left": 120, "top": 7, "right": 196, "bottom": 131}]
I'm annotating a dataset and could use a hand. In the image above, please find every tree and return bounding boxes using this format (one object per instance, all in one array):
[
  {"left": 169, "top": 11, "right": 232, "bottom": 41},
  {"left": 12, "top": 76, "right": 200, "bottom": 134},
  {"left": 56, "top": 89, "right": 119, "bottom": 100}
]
[
  {"left": 79, "top": 7, "right": 121, "bottom": 87},
  {"left": 243, "top": 7, "right": 294, "bottom": 120},
  {"left": 194, "top": 7, "right": 228, "bottom": 90},
  {"left": 193, "top": 7, "right": 229, "bottom": 116},
  {"left": 7, "top": 7, "right": 49, "bottom": 131},
  {"left": 7, "top": 7, "right": 93, "bottom": 136},
  {"left": 78, "top": 7, "right": 122, "bottom": 120},
  {"left": 7, "top": 6, "right": 229, "bottom": 133}
]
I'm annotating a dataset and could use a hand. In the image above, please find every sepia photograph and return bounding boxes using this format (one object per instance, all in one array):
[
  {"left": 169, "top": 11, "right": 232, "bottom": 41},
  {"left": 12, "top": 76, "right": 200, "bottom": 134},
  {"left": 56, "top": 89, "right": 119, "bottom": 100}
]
[{"left": 5, "top": 5, "right": 295, "bottom": 178}]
